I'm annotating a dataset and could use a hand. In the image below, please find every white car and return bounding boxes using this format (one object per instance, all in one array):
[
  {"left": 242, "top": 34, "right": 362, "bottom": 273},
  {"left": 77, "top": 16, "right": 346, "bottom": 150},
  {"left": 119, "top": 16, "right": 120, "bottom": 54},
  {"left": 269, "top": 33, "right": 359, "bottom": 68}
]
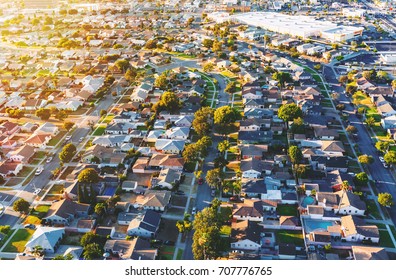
[
  {"left": 79, "top": 137, "right": 84, "bottom": 143},
  {"left": 35, "top": 167, "right": 43, "bottom": 176},
  {"left": 33, "top": 189, "right": 41, "bottom": 195},
  {"left": 46, "top": 157, "right": 53, "bottom": 163},
  {"left": 65, "top": 135, "right": 72, "bottom": 141},
  {"left": 192, "top": 207, "right": 197, "bottom": 215},
  {"left": 379, "top": 156, "right": 385, "bottom": 163}
]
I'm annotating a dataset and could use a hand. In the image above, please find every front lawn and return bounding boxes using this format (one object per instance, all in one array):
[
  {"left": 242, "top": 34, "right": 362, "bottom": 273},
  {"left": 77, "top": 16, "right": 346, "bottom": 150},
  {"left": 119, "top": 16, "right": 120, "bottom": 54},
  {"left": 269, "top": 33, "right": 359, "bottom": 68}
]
[
  {"left": 176, "top": 248, "right": 183, "bottom": 260},
  {"left": 93, "top": 125, "right": 106, "bottom": 136},
  {"left": 19, "top": 166, "right": 34, "bottom": 177},
  {"left": 365, "top": 199, "right": 381, "bottom": 220},
  {"left": 48, "top": 184, "right": 64, "bottom": 195},
  {"left": 158, "top": 245, "right": 175, "bottom": 260},
  {"left": 3, "top": 229, "right": 35, "bottom": 253},
  {"left": 48, "top": 130, "right": 67, "bottom": 146},
  {"left": 277, "top": 205, "right": 298, "bottom": 216},
  {"left": 379, "top": 229, "right": 395, "bottom": 248},
  {"left": 275, "top": 230, "right": 304, "bottom": 246}
]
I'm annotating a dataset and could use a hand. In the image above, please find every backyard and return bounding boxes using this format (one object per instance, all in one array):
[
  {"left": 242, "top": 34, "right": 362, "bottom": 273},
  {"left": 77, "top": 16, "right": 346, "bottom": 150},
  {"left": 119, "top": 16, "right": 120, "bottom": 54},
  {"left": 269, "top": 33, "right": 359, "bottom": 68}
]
[{"left": 275, "top": 230, "right": 304, "bottom": 247}]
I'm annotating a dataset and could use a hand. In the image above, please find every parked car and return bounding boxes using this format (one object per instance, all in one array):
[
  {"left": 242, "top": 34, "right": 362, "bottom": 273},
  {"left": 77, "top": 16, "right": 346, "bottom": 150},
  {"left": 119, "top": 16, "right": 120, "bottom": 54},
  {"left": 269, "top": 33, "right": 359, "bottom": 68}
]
[
  {"left": 79, "top": 137, "right": 84, "bottom": 143},
  {"left": 229, "top": 196, "right": 244, "bottom": 202},
  {"left": 65, "top": 135, "right": 72, "bottom": 141},
  {"left": 211, "top": 189, "right": 216, "bottom": 197},
  {"left": 191, "top": 207, "right": 197, "bottom": 215},
  {"left": 164, "top": 240, "right": 175, "bottom": 246},
  {"left": 46, "top": 156, "right": 53, "bottom": 163},
  {"left": 379, "top": 156, "right": 385, "bottom": 163},
  {"left": 24, "top": 224, "right": 36, "bottom": 229},
  {"left": 35, "top": 167, "right": 43, "bottom": 176},
  {"left": 175, "top": 190, "right": 185, "bottom": 195},
  {"left": 33, "top": 188, "right": 41, "bottom": 195},
  {"left": 198, "top": 178, "right": 204, "bottom": 185}
]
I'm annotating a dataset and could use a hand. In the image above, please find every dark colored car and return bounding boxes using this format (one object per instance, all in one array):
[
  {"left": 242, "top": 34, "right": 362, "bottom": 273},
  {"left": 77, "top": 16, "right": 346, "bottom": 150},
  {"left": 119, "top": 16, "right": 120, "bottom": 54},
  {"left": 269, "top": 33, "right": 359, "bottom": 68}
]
[
  {"left": 175, "top": 190, "right": 185, "bottom": 195},
  {"left": 198, "top": 178, "right": 204, "bottom": 185},
  {"left": 164, "top": 240, "right": 175, "bottom": 246}
]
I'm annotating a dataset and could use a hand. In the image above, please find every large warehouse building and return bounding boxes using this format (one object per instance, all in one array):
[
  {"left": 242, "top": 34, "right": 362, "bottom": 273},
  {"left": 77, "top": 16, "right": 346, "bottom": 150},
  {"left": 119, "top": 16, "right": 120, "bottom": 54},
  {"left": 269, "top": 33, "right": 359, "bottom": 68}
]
[{"left": 232, "top": 12, "right": 364, "bottom": 42}]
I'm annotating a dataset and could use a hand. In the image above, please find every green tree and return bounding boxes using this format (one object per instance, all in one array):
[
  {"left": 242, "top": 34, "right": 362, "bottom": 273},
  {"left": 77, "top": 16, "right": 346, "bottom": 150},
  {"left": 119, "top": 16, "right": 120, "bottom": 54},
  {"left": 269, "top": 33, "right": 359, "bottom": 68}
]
[
  {"left": 100, "top": 109, "right": 107, "bottom": 117},
  {"left": 13, "top": 198, "right": 30, "bottom": 214},
  {"left": 277, "top": 103, "right": 302, "bottom": 126},
  {"left": 354, "top": 172, "right": 369, "bottom": 186},
  {"left": 53, "top": 254, "right": 73, "bottom": 260},
  {"left": 192, "top": 203, "right": 222, "bottom": 260},
  {"left": 206, "top": 168, "right": 223, "bottom": 190},
  {"left": 192, "top": 107, "right": 214, "bottom": 137},
  {"left": 272, "top": 71, "right": 293, "bottom": 88},
  {"left": 80, "top": 232, "right": 103, "bottom": 247},
  {"left": 0, "top": 225, "right": 11, "bottom": 235},
  {"left": 94, "top": 203, "right": 107, "bottom": 217},
  {"left": 375, "top": 141, "right": 390, "bottom": 153},
  {"left": 339, "top": 75, "right": 348, "bottom": 85},
  {"left": 392, "top": 79, "right": 396, "bottom": 90},
  {"left": 83, "top": 243, "right": 103, "bottom": 260},
  {"left": 176, "top": 213, "right": 193, "bottom": 234},
  {"left": 203, "top": 62, "right": 214, "bottom": 72},
  {"left": 125, "top": 67, "right": 137, "bottom": 83},
  {"left": 358, "top": 154, "right": 374, "bottom": 165},
  {"left": 182, "top": 144, "right": 199, "bottom": 163},
  {"left": 55, "top": 110, "right": 68, "bottom": 121},
  {"left": 114, "top": 59, "right": 130, "bottom": 73},
  {"left": 384, "top": 150, "right": 396, "bottom": 166},
  {"left": 77, "top": 168, "right": 100, "bottom": 184},
  {"left": 159, "top": 91, "right": 181, "bottom": 113},
  {"left": 224, "top": 81, "right": 237, "bottom": 94},
  {"left": 290, "top": 117, "right": 305, "bottom": 134},
  {"left": 59, "top": 143, "right": 76, "bottom": 163},
  {"left": 63, "top": 121, "right": 74, "bottom": 131},
  {"left": 212, "top": 39, "right": 222, "bottom": 53},
  {"left": 214, "top": 106, "right": 239, "bottom": 126},
  {"left": 35, "top": 108, "right": 51, "bottom": 120},
  {"left": 202, "top": 39, "right": 213, "bottom": 48},
  {"left": 346, "top": 125, "right": 357, "bottom": 134},
  {"left": 378, "top": 192, "right": 394, "bottom": 207},
  {"left": 217, "top": 140, "right": 230, "bottom": 154},
  {"left": 154, "top": 72, "right": 169, "bottom": 90},
  {"left": 365, "top": 116, "right": 375, "bottom": 127},
  {"left": 288, "top": 145, "right": 303, "bottom": 165}
]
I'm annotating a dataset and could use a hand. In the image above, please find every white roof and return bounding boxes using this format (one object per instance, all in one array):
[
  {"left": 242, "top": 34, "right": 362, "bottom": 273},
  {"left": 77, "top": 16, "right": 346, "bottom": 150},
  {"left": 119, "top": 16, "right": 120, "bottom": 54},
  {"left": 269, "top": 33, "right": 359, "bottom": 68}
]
[{"left": 25, "top": 227, "right": 65, "bottom": 252}]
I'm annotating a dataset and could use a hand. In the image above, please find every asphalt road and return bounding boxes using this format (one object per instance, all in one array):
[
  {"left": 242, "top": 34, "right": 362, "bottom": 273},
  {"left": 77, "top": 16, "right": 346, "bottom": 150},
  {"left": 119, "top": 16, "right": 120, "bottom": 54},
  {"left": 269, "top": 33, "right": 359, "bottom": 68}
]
[{"left": 182, "top": 74, "right": 229, "bottom": 260}]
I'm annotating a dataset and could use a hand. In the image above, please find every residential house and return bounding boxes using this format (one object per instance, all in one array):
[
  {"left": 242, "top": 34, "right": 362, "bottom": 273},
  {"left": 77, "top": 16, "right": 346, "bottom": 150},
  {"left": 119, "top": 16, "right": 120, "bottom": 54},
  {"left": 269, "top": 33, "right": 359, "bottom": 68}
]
[
  {"left": 320, "top": 141, "right": 345, "bottom": 156},
  {"left": 239, "top": 144, "right": 268, "bottom": 160},
  {"left": 316, "top": 191, "right": 366, "bottom": 216},
  {"left": 352, "top": 246, "right": 389, "bottom": 260},
  {"left": 7, "top": 145, "right": 35, "bottom": 163},
  {"left": 239, "top": 119, "right": 271, "bottom": 131},
  {"left": 148, "top": 154, "right": 185, "bottom": 171},
  {"left": 164, "top": 127, "right": 190, "bottom": 140},
  {"left": 313, "top": 126, "right": 339, "bottom": 140},
  {"left": 132, "top": 157, "right": 150, "bottom": 173},
  {"left": 381, "top": 115, "right": 396, "bottom": 129},
  {"left": 241, "top": 158, "right": 264, "bottom": 179},
  {"left": 230, "top": 220, "right": 261, "bottom": 252},
  {"left": 35, "top": 122, "right": 59, "bottom": 136},
  {"left": 340, "top": 215, "right": 379, "bottom": 243},
  {"left": 155, "top": 139, "right": 185, "bottom": 154},
  {"left": 238, "top": 131, "right": 273, "bottom": 144},
  {"left": 242, "top": 179, "right": 267, "bottom": 198},
  {"left": 43, "top": 199, "right": 90, "bottom": 225},
  {"left": 233, "top": 199, "right": 264, "bottom": 222},
  {"left": 133, "top": 190, "right": 172, "bottom": 211},
  {"left": 25, "top": 134, "right": 52, "bottom": 149},
  {"left": 127, "top": 210, "right": 161, "bottom": 238},
  {"left": 0, "top": 162, "right": 23, "bottom": 177},
  {"left": 25, "top": 227, "right": 65, "bottom": 254},
  {"left": 104, "top": 238, "right": 158, "bottom": 260},
  {"left": 174, "top": 115, "right": 194, "bottom": 127},
  {"left": 153, "top": 168, "right": 182, "bottom": 189},
  {"left": 356, "top": 77, "right": 374, "bottom": 90},
  {"left": 377, "top": 101, "right": 396, "bottom": 117}
]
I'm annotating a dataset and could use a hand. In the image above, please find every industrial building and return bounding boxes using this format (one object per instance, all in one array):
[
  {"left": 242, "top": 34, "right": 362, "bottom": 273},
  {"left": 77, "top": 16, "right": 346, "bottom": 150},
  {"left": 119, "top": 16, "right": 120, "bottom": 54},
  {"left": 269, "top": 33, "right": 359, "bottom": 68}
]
[{"left": 232, "top": 12, "right": 364, "bottom": 42}]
